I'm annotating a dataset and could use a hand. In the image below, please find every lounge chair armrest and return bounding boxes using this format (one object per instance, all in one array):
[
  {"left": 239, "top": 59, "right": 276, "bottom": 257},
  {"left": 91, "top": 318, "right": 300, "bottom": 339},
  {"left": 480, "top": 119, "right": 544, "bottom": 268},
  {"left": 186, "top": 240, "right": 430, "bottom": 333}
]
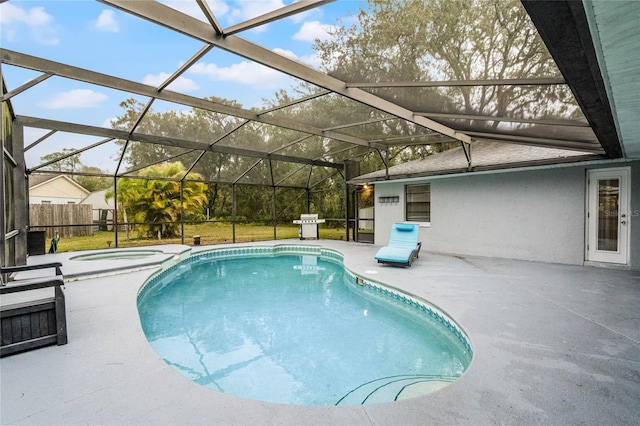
[{"left": 1, "top": 262, "right": 63, "bottom": 276}]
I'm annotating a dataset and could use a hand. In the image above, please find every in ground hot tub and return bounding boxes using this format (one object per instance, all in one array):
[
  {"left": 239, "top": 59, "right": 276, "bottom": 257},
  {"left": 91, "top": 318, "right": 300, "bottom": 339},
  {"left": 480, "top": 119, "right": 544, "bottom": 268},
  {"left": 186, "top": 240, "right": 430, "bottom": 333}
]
[{"left": 70, "top": 250, "right": 163, "bottom": 261}]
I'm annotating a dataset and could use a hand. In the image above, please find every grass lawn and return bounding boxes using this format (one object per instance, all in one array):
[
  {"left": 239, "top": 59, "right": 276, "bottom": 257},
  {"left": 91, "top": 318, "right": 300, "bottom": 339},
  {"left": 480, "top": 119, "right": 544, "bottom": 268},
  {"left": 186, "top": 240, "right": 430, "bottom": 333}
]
[{"left": 56, "top": 223, "right": 349, "bottom": 252}]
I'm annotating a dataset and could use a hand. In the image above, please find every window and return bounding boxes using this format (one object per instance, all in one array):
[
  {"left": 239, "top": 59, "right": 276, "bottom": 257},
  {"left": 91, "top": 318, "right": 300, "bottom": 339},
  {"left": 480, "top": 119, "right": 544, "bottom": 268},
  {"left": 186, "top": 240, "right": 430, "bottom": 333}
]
[{"left": 405, "top": 184, "right": 430, "bottom": 222}]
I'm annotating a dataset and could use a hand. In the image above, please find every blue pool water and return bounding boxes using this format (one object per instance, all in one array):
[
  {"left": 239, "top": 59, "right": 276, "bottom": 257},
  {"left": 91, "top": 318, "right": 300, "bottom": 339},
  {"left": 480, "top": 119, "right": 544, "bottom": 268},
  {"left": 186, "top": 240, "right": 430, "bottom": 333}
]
[{"left": 138, "top": 249, "right": 471, "bottom": 406}]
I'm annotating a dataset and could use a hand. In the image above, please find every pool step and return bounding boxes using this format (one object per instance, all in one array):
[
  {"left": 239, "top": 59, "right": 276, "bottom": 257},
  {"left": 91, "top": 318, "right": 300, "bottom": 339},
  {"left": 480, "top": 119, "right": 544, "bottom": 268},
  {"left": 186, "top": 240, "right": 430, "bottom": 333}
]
[{"left": 335, "top": 374, "right": 456, "bottom": 406}]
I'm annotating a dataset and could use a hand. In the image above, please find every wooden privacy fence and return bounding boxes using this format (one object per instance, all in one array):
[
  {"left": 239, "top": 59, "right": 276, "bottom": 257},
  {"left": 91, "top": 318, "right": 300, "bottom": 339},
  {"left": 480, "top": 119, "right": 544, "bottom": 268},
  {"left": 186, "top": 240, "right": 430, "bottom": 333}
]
[{"left": 29, "top": 204, "right": 93, "bottom": 239}]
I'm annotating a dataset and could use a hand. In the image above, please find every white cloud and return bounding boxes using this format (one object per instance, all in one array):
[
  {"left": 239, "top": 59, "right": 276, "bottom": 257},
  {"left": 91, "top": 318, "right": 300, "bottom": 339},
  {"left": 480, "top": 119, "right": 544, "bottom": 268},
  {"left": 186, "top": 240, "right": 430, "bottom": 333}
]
[
  {"left": 272, "top": 47, "right": 321, "bottom": 70},
  {"left": 103, "top": 117, "right": 118, "bottom": 128},
  {"left": 188, "top": 44, "right": 320, "bottom": 90},
  {"left": 297, "top": 52, "right": 323, "bottom": 70},
  {"left": 38, "top": 90, "right": 109, "bottom": 109},
  {"left": 94, "top": 10, "right": 119, "bottom": 33},
  {"left": 272, "top": 47, "right": 298, "bottom": 60},
  {"left": 231, "top": 0, "right": 285, "bottom": 21},
  {"left": 208, "top": 1, "right": 230, "bottom": 18},
  {"left": 142, "top": 73, "right": 199, "bottom": 92},
  {"left": 293, "top": 20, "right": 336, "bottom": 42},
  {"left": 190, "top": 59, "right": 286, "bottom": 89},
  {"left": 288, "top": 8, "right": 313, "bottom": 25},
  {"left": 0, "top": 3, "right": 52, "bottom": 26},
  {"left": 0, "top": 3, "right": 59, "bottom": 44},
  {"left": 188, "top": 47, "right": 323, "bottom": 89}
]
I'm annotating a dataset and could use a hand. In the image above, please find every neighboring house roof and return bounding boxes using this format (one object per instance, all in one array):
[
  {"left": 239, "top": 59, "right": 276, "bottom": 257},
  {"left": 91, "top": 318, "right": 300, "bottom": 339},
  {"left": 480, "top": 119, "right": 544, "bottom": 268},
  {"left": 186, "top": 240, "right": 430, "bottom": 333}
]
[
  {"left": 348, "top": 142, "right": 605, "bottom": 184},
  {"left": 28, "top": 174, "right": 91, "bottom": 197},
  {"left": 28, "top": 174, "right": 55, "bottom": 188}
]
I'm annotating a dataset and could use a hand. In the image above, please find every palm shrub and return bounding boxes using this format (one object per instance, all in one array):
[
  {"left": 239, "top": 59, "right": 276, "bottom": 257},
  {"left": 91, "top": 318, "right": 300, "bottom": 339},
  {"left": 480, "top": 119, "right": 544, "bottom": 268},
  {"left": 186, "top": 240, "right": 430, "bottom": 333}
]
[{"left": 106, "top": 162, "right": 208, "bottom": 239}]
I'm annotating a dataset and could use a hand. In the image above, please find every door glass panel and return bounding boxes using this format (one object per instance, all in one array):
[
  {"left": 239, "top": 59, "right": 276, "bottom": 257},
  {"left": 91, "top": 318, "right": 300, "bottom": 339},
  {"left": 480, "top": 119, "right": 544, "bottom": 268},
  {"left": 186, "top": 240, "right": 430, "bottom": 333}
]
[
  {"left": 356, "top": 186, "right": 374, "bottom": 243},
  {"left": 597, "top": 179, "right": 619, "bottom": 251}
]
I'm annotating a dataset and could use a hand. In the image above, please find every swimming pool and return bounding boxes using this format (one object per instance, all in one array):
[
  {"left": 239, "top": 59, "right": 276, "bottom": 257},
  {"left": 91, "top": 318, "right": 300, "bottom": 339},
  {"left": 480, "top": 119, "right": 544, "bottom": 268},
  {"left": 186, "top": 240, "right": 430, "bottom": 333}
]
[{"left": 137, "top": 246, "right": 472, "bottom": 406}]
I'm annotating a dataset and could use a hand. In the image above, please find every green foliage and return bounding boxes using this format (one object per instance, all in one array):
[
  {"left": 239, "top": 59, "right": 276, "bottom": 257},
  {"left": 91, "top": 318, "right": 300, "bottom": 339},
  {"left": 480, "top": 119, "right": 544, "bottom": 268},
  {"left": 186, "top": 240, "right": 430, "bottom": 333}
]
[
  {"left": 105, "top": 162, "right": 208, "bottom": 238},
  {"left": 109, "top": 1, "right": 559, "bottom": 219},
  {"left": 39, "top": 148, "right": 81, "bottom": 173},
  {"left": 75, "top": 166, "right": 111, "bottom": 192},
  {"left": 54, "top": 224, "right": 344, "bottom": 252},
  {"left": 110, "top": 96, "right": 347, "bottom": 222},
  {"left": 315, "top": 0, "right": 572, "bottom": 123}
]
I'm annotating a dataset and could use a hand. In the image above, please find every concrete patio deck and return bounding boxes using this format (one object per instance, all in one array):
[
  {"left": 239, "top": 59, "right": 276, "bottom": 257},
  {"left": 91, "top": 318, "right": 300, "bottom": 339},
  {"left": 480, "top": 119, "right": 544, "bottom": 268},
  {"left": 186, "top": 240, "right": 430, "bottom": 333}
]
[{"left": 1, "top": 240, "right": 639, "bottom": 425}]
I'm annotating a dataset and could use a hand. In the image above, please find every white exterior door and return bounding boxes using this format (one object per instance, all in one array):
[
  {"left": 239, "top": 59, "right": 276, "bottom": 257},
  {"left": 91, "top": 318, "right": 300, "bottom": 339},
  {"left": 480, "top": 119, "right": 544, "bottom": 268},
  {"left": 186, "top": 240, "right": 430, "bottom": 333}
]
[{"left": 586, "top": 168, "right": 630, "bottom": 264}]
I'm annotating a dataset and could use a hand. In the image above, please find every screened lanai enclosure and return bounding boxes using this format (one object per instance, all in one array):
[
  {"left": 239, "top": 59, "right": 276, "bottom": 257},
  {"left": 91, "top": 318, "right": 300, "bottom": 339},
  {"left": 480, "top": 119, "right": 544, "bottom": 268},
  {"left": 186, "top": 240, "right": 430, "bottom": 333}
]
[{"left": 1, "top": 0, "right": 624, "bottom": 264}]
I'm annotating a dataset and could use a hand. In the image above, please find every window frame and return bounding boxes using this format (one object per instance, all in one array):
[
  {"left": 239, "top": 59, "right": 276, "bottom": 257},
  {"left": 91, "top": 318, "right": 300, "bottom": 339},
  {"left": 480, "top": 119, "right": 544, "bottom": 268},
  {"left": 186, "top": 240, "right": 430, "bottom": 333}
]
[{"left": 405, "top": 183, "right": 431, "bottom": 224}]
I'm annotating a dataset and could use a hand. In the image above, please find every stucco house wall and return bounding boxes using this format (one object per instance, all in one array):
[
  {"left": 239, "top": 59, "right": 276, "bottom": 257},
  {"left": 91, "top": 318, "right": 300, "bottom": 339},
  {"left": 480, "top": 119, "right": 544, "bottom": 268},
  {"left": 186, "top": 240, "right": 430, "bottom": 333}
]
[
  {"left": 374, "top": 161, "right": 640, "bottom": 269},
  {"left": 80, "top": 189, "right": 114, "bottom": 221}
]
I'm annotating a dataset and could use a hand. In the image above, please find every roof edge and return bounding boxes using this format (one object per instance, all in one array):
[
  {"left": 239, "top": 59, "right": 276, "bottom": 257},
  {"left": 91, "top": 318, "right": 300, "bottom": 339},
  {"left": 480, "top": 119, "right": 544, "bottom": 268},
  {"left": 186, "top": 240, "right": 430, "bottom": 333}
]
[
  {"left": 521, "top": 0, "right": 622, "bottom": 158},
  {"left": 29, "top": 174, "right": 90, "bottom": 194},
  {"left": 347, "top": 154, "right": 608, "bottom": 185}
]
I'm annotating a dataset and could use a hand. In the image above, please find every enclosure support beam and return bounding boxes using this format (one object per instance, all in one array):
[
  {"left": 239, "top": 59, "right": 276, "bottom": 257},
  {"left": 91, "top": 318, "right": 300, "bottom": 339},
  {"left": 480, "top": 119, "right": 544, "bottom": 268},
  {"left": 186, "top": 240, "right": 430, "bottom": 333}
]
[
  {"left": 232, "top": 184, "right": 236, "bottom": 243},
  {"left": 461, "top": 142, "right": 472, "bottom": 170},
  {"left": 344, "top": 163, "right": 350, "bottom": 242},
  {"left": 30, "top": 138, "right": 114, "bottom": 172},
  {"left": 0, "top": 72, "right": 53, "bottom": 102},
  {"left": 113, "top": 176, "right": 118, "bottom": 248},
  {"left": 223, "top": 0, "right": 334, "bottom": 36},
  {"left": 195, "top": 0, "right": 223, "bottom": 35},
  {"left": 269, "top": 157, "right": 277, "bottom": 240},
  {"left": 24, "top": 130, "right": 57, "bottom": 152},
  {"left": 376, "top": 148, "right": 390, "bottom": 181},
  {"left": 414, "top": 111, "right": 590, "bottom": 127},
  {"left": 2, "top": 49, "right": 371, "bottom": 148},
  {"left": 306, "top": 166, "right": 313, "bottom": 190},
  {"left": 465, "top": 131, "right": 604, "bottom": 153},
  {"left": 272, "top": 186, "right": 277, "bottom": 241},
  {"left": 97, "top": 1, "right": 470, "bottom": 145},
  {"left": 346, "top": 77, "right": 565, "bottom": 88},
  {"left": 157, "top": 44, "right": 213, "bottom": 92},
  {"left": 15, "top": 115, "right": 343, "bottom": 170},
  {"left": 180, "top": 181, "right": 185, "bottom": 245}
]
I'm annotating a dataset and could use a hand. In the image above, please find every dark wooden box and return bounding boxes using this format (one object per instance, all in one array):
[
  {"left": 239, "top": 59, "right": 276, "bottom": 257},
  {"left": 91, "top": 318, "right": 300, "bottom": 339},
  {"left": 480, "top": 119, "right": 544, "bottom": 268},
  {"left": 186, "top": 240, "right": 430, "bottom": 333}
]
[{"left": 1, "top": 263, "right": 67, "bottom": 357}]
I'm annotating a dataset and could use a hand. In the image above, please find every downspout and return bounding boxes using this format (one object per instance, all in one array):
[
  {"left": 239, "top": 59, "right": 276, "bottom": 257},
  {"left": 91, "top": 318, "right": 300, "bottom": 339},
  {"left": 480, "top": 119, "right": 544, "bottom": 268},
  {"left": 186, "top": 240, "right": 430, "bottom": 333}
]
[
  {"left": 269, "top": 157, "right": 276, "bottom": 240},
  {"left": 343, "top": 163, "right": 349, "bottom": 241}
]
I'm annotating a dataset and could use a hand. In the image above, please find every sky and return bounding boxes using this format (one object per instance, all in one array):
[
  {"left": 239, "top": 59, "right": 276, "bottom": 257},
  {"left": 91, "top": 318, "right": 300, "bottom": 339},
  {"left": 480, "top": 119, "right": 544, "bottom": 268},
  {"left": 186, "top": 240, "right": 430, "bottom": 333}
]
[{"left": 0, "top": 0, "right": 366, "bottom": 171}]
